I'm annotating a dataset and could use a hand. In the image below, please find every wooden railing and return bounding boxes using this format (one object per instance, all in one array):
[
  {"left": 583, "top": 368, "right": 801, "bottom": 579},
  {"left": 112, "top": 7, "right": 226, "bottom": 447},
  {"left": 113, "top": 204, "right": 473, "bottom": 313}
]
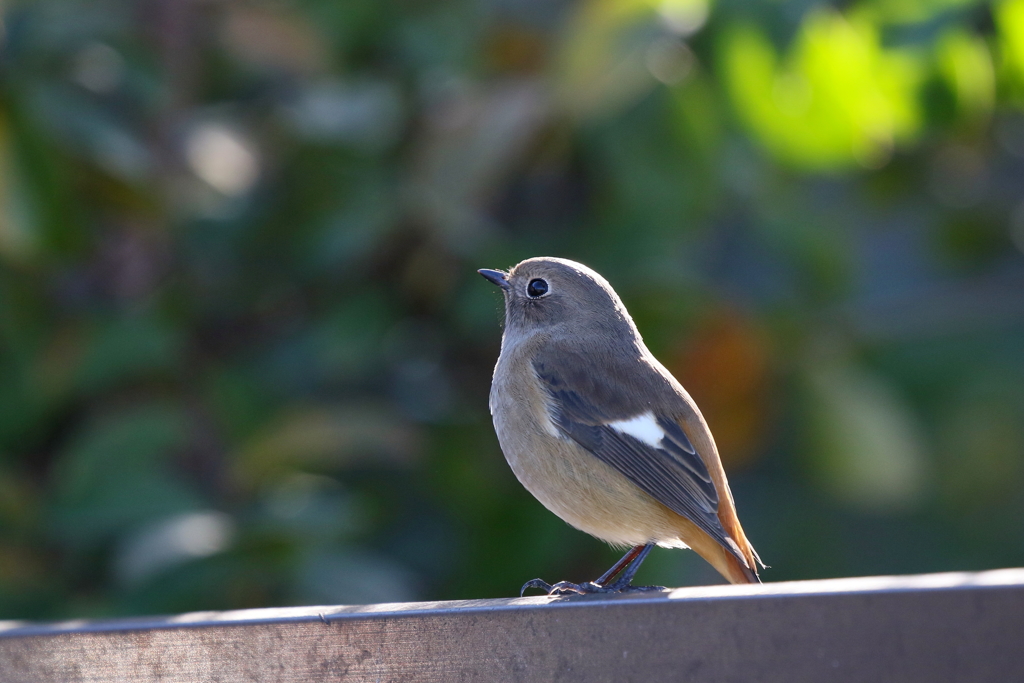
[{"left": 2, "top": 569, "right": 1022, "bottom": 682}]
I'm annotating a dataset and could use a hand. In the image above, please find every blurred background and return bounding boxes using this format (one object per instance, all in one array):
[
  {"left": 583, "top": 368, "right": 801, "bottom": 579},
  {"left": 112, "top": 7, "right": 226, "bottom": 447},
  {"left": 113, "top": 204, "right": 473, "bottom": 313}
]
[{"left": 0, "top": 0, "right": 1023, "bottom": 620}]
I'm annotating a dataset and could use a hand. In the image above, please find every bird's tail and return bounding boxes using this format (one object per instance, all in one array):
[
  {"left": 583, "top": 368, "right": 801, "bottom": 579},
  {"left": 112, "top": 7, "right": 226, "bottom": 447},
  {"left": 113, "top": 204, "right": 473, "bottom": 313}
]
[
  {"left": 685, "top": 526, "right": 762, "bottom": 585},
  {"left": 722, "top": 549, "right": 761, "bottom": 584},
  {"left": 718, "top": 507, "right": 763, "bottom": 584}
]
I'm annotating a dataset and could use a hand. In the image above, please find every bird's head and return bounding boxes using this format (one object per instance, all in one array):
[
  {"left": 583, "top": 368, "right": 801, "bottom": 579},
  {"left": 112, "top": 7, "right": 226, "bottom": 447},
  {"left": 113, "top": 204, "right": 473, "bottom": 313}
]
[{"left": 478, "top": 257, "right": 637, "bottom": 343}]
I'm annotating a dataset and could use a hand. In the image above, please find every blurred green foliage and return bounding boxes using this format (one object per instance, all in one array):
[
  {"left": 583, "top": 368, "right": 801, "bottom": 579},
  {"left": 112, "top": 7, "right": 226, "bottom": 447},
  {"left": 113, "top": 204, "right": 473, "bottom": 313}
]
[{"left": 0, "top": 0, "right": 1023, "bottom": 619}]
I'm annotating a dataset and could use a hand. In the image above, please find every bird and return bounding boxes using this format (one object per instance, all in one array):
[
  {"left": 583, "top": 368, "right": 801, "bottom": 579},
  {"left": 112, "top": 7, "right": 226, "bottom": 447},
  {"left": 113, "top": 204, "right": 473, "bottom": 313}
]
[{"left": 478, "top": 257, "right": 762, "bottom": 596}]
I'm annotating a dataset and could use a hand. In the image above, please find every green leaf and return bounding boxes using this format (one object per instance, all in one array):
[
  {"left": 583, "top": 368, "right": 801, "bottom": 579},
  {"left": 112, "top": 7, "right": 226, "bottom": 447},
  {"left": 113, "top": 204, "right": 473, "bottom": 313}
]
[{"left": 48, "top": 405, "right": 202, "bottom": 549}]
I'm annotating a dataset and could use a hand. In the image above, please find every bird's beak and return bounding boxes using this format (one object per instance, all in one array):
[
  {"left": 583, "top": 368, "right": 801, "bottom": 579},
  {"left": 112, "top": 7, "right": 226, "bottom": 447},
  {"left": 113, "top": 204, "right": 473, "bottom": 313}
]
[{"left": 478, "top": 269, "right": 510, "bottom": 291}]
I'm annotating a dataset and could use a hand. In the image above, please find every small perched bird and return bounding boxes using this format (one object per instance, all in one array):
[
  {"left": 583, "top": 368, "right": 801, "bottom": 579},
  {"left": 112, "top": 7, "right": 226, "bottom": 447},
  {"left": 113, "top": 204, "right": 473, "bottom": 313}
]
[{"left": 479, "top": 257, "right": 762, "bottom": 596}]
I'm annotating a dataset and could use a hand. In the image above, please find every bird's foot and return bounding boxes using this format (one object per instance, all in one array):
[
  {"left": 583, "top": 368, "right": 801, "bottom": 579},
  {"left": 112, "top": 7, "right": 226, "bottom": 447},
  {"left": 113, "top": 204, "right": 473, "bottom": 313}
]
[
  {"left": 521, "top": 580, "right": 606, "bottom": 596},
  {"left": 520, "top": 578, "right": 665, "bottom": 597}
]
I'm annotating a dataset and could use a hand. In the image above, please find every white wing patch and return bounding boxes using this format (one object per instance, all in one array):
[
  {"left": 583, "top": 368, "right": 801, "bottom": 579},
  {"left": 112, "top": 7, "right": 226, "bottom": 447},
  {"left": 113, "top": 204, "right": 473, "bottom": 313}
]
[{"left": 608, "top": 412, "right": 665, "bottom": 447}]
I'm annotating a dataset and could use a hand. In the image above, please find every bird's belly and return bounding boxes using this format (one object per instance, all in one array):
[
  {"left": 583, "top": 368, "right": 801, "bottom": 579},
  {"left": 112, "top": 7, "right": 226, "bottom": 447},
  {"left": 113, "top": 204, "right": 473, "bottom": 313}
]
[{"left": 493, "top": 405, "right": 687, "bottom": 549}]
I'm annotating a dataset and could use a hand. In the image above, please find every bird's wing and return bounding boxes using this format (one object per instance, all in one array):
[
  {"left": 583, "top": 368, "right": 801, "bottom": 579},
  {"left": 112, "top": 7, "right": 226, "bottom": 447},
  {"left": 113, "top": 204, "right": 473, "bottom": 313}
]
[{"left": 532, "top": 353, "right": 744, "bottom": 561}]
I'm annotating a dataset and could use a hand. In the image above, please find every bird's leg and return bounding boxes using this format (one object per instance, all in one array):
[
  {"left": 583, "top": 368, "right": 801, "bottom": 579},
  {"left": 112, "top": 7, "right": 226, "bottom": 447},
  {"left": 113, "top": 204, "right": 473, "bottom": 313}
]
[
  {"left": 596, "top": 543, "right": 662, "bottom": 592},
  {"left": 519, "top": 543, "right": 664, "bottom": 597},
  {"left": 594, "top": 544, "right": 648, "bottom": 585}
]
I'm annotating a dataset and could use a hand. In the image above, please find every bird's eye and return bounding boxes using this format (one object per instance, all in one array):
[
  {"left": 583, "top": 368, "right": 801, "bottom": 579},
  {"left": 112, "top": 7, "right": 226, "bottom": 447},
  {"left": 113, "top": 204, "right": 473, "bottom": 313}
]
[{"left": 526, "top": 278, "right": 549, "bottom": 298}]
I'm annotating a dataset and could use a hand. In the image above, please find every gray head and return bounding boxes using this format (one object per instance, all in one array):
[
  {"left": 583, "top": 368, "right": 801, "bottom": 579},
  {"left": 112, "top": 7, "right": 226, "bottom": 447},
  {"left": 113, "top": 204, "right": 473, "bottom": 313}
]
[{"left": 478, "top": 257, "right": 640, "bottom": 343}]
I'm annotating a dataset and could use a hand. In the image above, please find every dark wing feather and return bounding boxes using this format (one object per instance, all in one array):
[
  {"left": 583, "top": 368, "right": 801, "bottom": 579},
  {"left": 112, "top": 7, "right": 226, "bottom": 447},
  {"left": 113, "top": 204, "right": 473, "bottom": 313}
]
[{"left": 534, "top": 357, "right": 742, "bottom": 559}]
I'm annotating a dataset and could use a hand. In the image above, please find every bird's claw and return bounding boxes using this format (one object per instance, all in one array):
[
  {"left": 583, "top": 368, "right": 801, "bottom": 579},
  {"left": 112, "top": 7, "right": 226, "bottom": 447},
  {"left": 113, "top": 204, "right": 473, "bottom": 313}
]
[
  {"left": 615, "top": 583, "right": 666, "bottom": 593},
  {"left": 520, "top": 578, "right": 666, "bottom": 597},
  {"left": 520, "top": 578, "right": 555, "bottom": 596},
  {"left": 519, "top": 578, "right": 600, "bottom": 596}
]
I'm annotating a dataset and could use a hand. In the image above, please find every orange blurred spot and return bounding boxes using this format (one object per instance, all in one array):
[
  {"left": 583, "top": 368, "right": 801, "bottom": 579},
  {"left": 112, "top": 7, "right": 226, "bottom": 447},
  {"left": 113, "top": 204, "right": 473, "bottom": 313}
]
[
  {"left": 669, "top": 309, "right": 772, "bottom": 469},
  {"left": 485, "top": 26, "right": 550, "bottom": 75}
]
